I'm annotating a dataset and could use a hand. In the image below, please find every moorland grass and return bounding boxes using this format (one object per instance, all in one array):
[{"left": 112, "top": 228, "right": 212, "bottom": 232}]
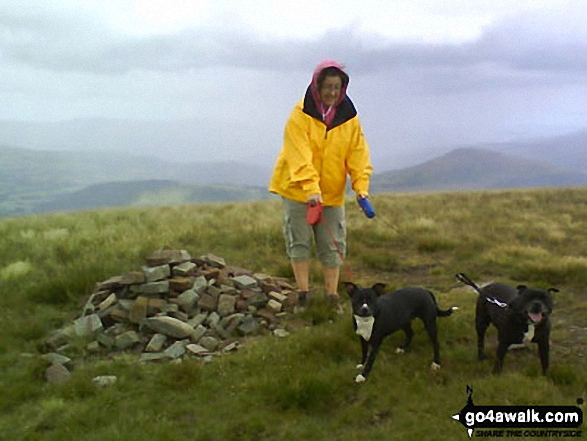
[{"left": 0, "top": 187, "right": 586, "bottom": 440}]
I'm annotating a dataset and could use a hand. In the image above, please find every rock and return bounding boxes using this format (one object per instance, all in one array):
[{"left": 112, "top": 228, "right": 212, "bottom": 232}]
[
  {"left": 176, "top": 289, "right": 200, "bottom": 313},
  {"left": 199, "top": 336, "right": 220, "bottom": 352},
  {"left": 114, "top": 330, "right": 140, "bottom": 350},
  {"left": 145, "top": 333, "right": 167, "bottom": 352},
  {"left": 128, "top": 296, "right": 149, "bottom": 324},
  {"left": 164, "top": 341, "right": 187, "bottom": 359},
  {"left": 269, "top": 291, "right": 287, "bottom": 303},
  {"left": 238, "top": 316, "right": 260, "bottom": 336},
  {"left": 199, "top": 253, "right": 226, "bottom": 268},
  {"left": 267, "top": 299, "right": 282, "bottom": 313},
  {"left": 74, "top": 314, "right": 103, "bottom": 337},
  {"left": 41, "top": 353, "right": 72, "bottom": 366},
  {"left": 186, "top": 344, "right": 209, "bottom": 355},
  {"left": 217, "top": 294, "right": 236, "bottom": 316},
  {"left": 172, "top": 261, "right": 197, "bottom": 277},
  {"left": 231, "top": 275, "right": 258, "bottom": 290},
  {"left": 142, "top": 265, "right": 171, "bottom": 283},
  {"left": 169, "top": 277, "right": 193, "bottom": 292},
  {"left": 97, "top": 293, "right": 118, "bottom": 311},
  {"left": 93, "top": 375, "right": 117, "bottom": 387},
  {"left": 46, "top": 363, "right": 71, "bottom": 384},
  {"left": 198, "top": 293, "right": 218, "bottom": 312},
  {"left": 145, "top": 317, "right": 195, "bottom": 339}
]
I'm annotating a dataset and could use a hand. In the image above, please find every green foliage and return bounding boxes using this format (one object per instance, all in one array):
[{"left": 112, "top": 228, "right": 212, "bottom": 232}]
[{"left": 0, "top": 187, "right": 586, "bottom": 440}]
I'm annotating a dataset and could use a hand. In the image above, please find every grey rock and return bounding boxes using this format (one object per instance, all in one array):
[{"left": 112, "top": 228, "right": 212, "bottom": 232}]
[
  {"left": 93, "top": 375, "right": 117, "bottom": 387},
  {"left": 199, "top": 336, "right": 220, "bottom": 352},
  {"left": 231, "top": 275, "right": 258, "bottom": 289},
  {"left": 145, "top": 333, "right": 167, "bottom": 352},
  {"left": 172, "top": 261, "right": 197, "bottom": 276},
  {"left": 74, "top": 314, "right": 103, "bottom": 337},
  {"left": 115, "top": 330, "right": 140, "bottom": 350},
  {"left": 45, "top": 363, "right": 71, "bottom": 384},
  {"left": 142, "top": 264, "right": 171, "bottom": 282},
  {"left": 164, "top": 341, "right": 187, "bottom": 359},
  {"left": 217, "top": 294, "right": 236, "bottom": 316},
  {"left": 145, "top": 317, "right": 195, "bottom": 339}
]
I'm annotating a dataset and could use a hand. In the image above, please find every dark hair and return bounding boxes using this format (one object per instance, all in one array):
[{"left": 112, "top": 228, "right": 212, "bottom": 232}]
[{"left": 317, "top": 66, "right": 349, "bottom": 89}]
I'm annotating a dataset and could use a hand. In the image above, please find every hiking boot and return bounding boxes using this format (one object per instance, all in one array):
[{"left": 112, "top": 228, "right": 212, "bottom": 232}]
[
  {"left": 327, "top": 294, "right": 344, "bottom": 315},
  {"left": 296, "top": 290, "right": 309, "bottom": 311}
]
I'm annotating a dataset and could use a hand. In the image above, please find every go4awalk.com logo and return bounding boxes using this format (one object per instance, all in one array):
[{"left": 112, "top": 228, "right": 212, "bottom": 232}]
[{"left": 451, "top": 386, "right": 584, "bottom": 438}]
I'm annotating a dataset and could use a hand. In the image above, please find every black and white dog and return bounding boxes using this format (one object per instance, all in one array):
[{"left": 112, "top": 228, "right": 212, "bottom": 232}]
[
  {"left": 345, "top": 282, "right": 457, "bottom": 383},
  {"left": 455, "top": 273, "right": 556, "bottom": 375}
]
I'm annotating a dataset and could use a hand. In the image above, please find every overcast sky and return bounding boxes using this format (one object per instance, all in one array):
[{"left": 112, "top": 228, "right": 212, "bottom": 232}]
[{"left": 1, "top": 0, "right": 586, "bottom": 168}]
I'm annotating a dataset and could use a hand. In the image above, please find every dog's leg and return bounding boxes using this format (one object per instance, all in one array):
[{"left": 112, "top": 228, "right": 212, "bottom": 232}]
[
  {"left": 536, "top": 336, "right": 550, "bottom": 375},
  {"left": 475, "top": 305, "right": 490, "bottom": 361},
  {"left": 397, "top": 323, "right": 414, "bottom": 354},
  {"left": 493, "top": 342, "right": 508, "bottom": 374},
  {"left": 356, "top": 337, "right": 382, "bottom": 383},
  {"left": 423, "top": 318, "right": 441, "bottom": 368},
  {"left": 357, "top": 337, "right": 369, "bottom": 370}
]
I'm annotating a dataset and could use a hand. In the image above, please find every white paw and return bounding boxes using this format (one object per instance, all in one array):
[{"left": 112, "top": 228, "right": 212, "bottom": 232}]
[
  {"left": 356, "top": 364, "right": 364, "bottom": 370},
  {"left": 452, "top": 307, "right": 459, "bottom": 311},
  {"left": 431, "top": 362, "right": 441, "bottom": 371},
  {"left": 355, "top": 374, "right": 366, "bottom": 383},
  {"left": 396, "top": 347, "right": 405, "bottom": 354}
]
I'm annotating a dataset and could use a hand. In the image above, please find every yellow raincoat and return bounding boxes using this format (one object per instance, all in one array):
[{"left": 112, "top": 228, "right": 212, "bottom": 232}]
[{"left": 269, "top": 97, "right": 373, "bottom": 207}]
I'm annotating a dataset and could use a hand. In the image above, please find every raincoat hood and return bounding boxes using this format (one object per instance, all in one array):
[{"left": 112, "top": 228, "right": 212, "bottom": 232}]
[{"left": 309, "top": 59, "right": 350, "bottom": 109}]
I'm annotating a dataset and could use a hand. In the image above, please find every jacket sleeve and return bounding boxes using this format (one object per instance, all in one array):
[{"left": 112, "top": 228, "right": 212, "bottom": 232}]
[
  {"left": 282, "top": 108, "right": 321, "bottom": 197},
  {"left": 346, "top": 117, "right": 373, "bottom": 196}
]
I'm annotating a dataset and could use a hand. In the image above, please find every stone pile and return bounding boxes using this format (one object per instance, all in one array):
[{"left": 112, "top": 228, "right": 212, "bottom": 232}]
[{"left": 43, "top": 248, "right": 300, "bottom": 381}]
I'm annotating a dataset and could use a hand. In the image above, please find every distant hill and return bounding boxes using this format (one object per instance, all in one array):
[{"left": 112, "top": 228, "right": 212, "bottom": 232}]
[
  {"left": 0, "top": 145, "right": 273, "bottom": 216},
  {"left": 32, "top": 180, "right": 274, "bottom": 215},
  {"left": 371, "top": 147, "right": 587, "bottom": 193}
]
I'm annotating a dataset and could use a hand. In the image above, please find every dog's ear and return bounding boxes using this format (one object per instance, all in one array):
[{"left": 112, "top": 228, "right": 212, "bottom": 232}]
[
  {"left": 547, "top": 287, "right": 559, "bottom": 294},
  {"left": 343, "top": 282, "right": 358, "bottom": 296},
  {"left": 516, "top": 285, "right": 527, "bottom": 292},
  {"left": 372, "top": 283, "right": 387, "bottom": 296}
]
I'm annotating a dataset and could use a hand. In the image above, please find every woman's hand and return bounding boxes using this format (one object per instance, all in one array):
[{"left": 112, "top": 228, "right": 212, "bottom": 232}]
[{"left": 306, "top": 193, "right": 323, "bottom": 206}]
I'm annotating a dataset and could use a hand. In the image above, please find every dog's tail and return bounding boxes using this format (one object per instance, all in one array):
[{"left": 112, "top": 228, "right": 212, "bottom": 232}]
[
  {"left": 428, "top": 291, "right": 458, "bottom": 317},
  {"left": 455, "top": 272, "right": 483, "bottom": 294}
]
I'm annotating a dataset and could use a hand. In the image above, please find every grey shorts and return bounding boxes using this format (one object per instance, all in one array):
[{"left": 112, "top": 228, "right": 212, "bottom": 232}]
[{"left": 281, "top": 198, "right": 346, "bottom": 267}]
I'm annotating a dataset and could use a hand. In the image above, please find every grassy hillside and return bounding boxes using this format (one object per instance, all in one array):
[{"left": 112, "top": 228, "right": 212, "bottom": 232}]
[{"left": 0, "top": 187, "right": 586, "bottom": 440}]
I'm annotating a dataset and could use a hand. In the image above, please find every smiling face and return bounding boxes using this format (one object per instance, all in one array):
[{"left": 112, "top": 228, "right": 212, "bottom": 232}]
[{"left": 319, "top": 74, "right": 343, "bottom": 107}]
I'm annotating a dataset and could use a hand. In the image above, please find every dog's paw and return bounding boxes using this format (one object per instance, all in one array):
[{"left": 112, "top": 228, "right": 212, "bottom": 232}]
[
  {"left": 356, "top": 363, "right": 364, "bottom": 370},
  {"left": 452, "top": 307, "right": 459, "bottom": 312},
  {"left": 355, "top": 374, "right": 366, "bottom": 383},
  {"left": 395, "top": 347, "right": 405, "bottom": 354},
  {"left": 431, "top": 362, "right": 441, "bottom": 371}
]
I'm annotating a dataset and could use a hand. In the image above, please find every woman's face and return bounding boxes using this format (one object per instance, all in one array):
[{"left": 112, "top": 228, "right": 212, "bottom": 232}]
[{"left": 319, "top": 75, "right": 343, "bottom": 107}]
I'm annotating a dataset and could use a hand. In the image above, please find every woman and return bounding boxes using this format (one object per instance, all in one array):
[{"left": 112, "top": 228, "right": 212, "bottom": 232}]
[{"left": 269, "top": 59, "right": 374, "bottom": 309}]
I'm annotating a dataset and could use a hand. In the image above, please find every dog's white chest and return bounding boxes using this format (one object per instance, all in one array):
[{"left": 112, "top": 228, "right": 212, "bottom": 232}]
[
  {"left": 354, "top": 315, "right": 375, "bottom": 340},
  {"left": 508, "top": 324, "right": 536, "bottom": 350}
]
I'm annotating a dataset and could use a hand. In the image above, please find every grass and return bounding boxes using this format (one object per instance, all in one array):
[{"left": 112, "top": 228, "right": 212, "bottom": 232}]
[{"left": 0, "top": 187, "right": 586, "bottom": 440}]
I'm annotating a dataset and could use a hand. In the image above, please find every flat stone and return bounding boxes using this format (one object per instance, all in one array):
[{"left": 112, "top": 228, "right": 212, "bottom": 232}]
[
  {"left": 245, "top": 292, "right": 269, "bottom": 309},
  {"left": 188, "top": 312, "right": 208, "bottom": 328},
  {"left": 145, "top": 333, "right": 167, "bottom": 352},
  {"left": 186, "top": 344, "right": 209, "bottom": 355},
  {"left": 269, "top": 291, "right": 287, "bottom": 303},
  {"left": 199, "top": 336, "right": 220, "bottom": 352},
  {"left": 267, "top": 299, "right": 282, "bottom": 312},
  {"left": 146, "top": 249, "right": 192, "bottom": 266},
  {"left": 172, "top": 261, "right": 197, "bottom": 277},
  {"left": 190, "top": 325, "right": 207, "bottom": 343},
  {"left": 205, "top": 312, "right": 220, "bottom": 328},
  {"left": 231, "top": 275, "right": 258, "bottom": 289},
  {"left": 177, "top": 289, "right": 199, "bottom": 312},
  {"left": 120, "top": 271, "right": 146, "bottom": 285},
  {"left": 46, "top": 363, "right": 71, "bottom": 384},
  {"left": 238, "top": 316, "right": 260, "bottom": 335},
  {"left": 199, "top": 253, "right": 225, "bottom": 268},
  {"left": 140, "top": 352, "right": 168, "bottom": 362},
  {"left": 198, "top": 293, "right": 218, "bottom": 311},
  {"left": 169, "top": 277, "right": 193, "bottom": 292},
  {"left": 142, "top": 265, "right": 171, "bottom": 283},
  {"left": 93, "top": 375, "right": 117, "bottom": 387},
  {"left": 114, "top": 330, "right": 140, "bottom": 350},
  {"left": 145, "top": 317, "right": 195, "bottom": 339},
  {"left": 74, "top": 314, "right": 103, "bottom": 337},
  {"left": 128, "top": 296, "right": 149, "bottom": 324},
  {"left": 97, "top": 293, "right": 118, "bottom": 311},
  {"left": 41, "top": 353, "right": 72, "bottom": 366},
  {"left": 164, "top": 341, "right": 187, "bottom": 359},
  {"left": 192, "top": 276, "right": 208, "bottom": 294},
  {"left": 141, "top": 281, "right": 170, "bottom": 296},
  {"left": 217, "top": 294, "right": 236, "bottom": 316}
]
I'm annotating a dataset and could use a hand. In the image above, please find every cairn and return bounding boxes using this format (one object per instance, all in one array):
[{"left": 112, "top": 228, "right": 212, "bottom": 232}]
[{"left": 42, "top": 248, "right": 301, "bottom": 383}]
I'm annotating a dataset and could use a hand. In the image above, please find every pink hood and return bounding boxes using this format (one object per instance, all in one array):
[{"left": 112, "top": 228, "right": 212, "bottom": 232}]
[{"left": 309, "top": 59, "right": 349, "bottom": 127}]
